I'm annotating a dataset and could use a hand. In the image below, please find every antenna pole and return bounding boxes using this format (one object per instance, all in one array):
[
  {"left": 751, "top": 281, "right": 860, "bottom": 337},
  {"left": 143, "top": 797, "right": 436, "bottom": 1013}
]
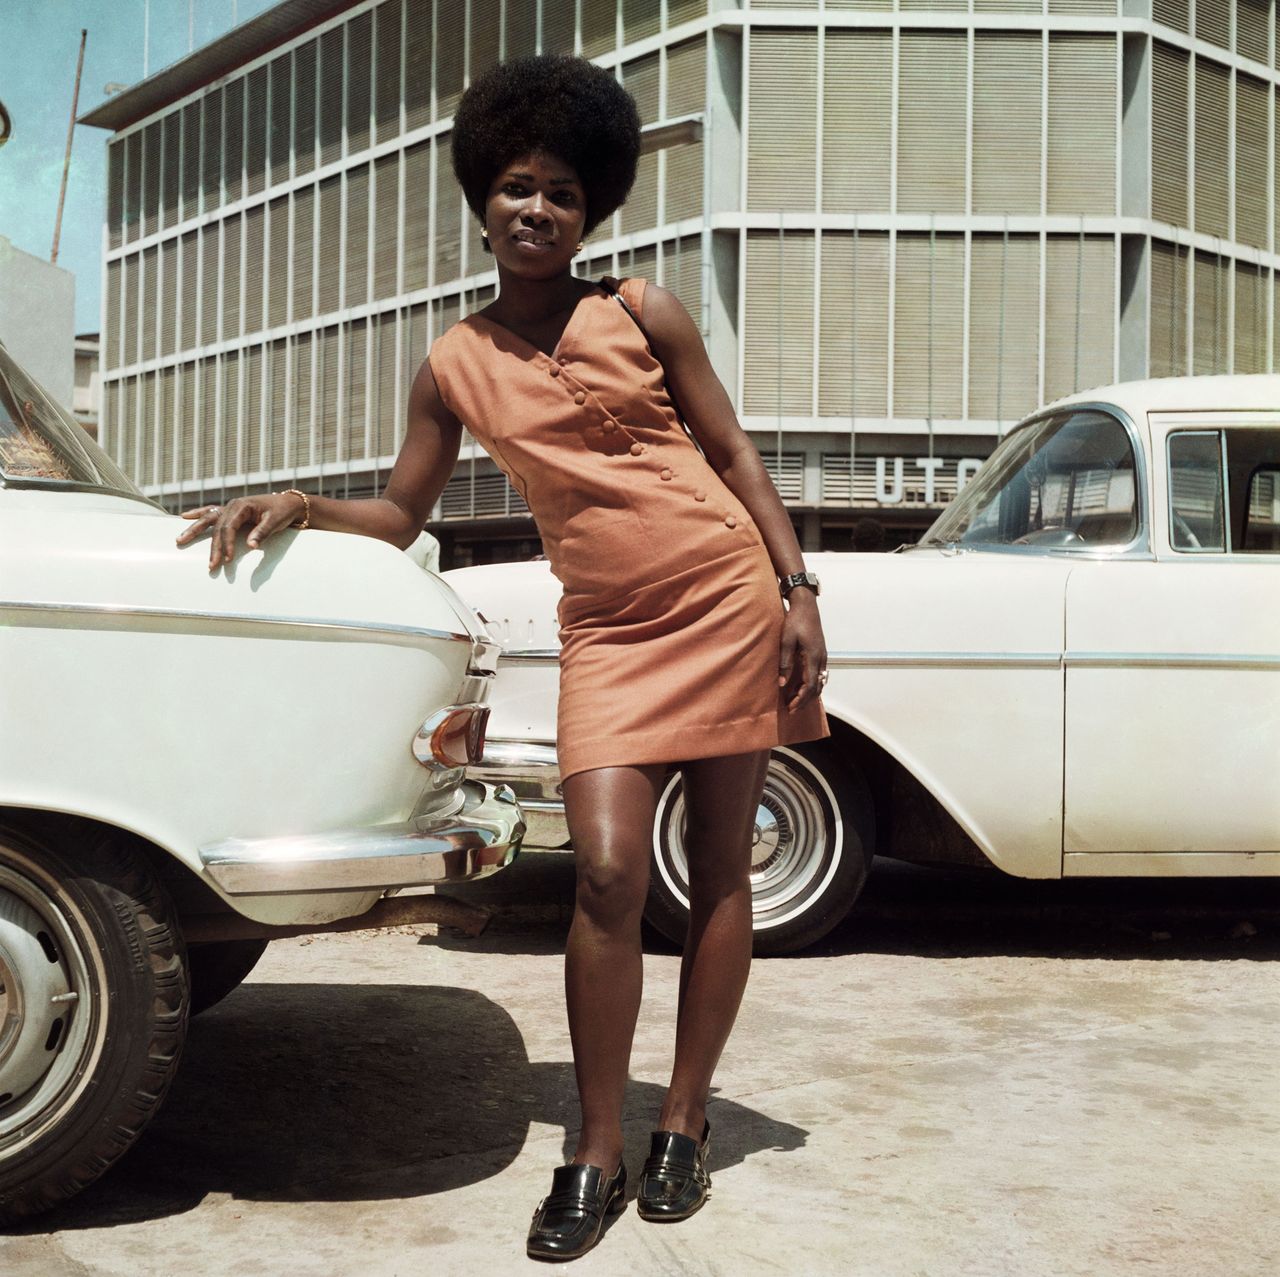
[{"left": 51, "top": 29, "right": 87, "bottom": 266}]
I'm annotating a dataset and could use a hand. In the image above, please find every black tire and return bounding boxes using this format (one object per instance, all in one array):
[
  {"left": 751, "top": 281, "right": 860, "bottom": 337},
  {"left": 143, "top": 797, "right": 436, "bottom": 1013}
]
[
  {"left": 187, "top": 939, "right": 269, "bottom": 1016},
  {"left": 645, "top": 742, "right": 874, "bottom": 956},
  {"left": 0, "top": 821, "right": 189, "bottom": 1225}
]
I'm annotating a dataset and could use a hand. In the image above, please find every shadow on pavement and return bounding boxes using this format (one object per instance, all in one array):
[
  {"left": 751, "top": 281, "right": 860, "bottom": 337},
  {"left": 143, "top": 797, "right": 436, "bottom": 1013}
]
[
  {"left": 22, "top": 983, "right": 806, "bottom": 1233},
  {"left": 441, "top": 853, "right": 1280, "bottom": 963},
  {"left": 807, "top": 859, "right": 1280, "bottom": 962}
]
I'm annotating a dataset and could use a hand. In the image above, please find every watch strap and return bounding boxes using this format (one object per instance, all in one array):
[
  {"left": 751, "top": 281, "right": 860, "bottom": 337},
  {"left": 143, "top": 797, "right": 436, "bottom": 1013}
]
[{"left": 779, "top": 571, "right": 820, "bottom": 598}]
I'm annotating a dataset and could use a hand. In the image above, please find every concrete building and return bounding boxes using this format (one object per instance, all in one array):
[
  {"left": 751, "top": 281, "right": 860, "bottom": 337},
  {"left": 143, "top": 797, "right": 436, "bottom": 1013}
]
[
  {"left": 0, "top": 234, "right": 75, "bottom": 409},
  {"left": 73, "top": 334, "right": 101, "bottom": 437},
  {"left": 82, "top": 0, "right": 1280, "bottom": 563}
]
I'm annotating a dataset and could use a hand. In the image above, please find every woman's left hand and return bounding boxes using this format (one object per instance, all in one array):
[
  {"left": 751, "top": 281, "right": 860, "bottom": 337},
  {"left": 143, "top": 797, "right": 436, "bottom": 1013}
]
[{"left": 778, "top": 594, "right": 828, "bottom": 711}]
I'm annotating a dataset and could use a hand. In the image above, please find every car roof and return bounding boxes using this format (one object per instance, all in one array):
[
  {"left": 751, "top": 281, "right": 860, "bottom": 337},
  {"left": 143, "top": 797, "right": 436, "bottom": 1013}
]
[{"left": 1031, "top": 374, "right": 1280, "bottom": 424}]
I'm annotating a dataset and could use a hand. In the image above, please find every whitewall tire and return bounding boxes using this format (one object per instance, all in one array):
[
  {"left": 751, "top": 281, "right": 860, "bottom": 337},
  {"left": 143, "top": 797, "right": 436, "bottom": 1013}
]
[{"left": 645, "top": 742, "right": 873, "bottom": 956}]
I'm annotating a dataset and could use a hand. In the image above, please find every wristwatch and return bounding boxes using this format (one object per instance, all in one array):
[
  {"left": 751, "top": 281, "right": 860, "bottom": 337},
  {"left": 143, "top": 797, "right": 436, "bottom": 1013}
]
[{"left": 778, "top": 571, "right": 820, "bottom": 599}]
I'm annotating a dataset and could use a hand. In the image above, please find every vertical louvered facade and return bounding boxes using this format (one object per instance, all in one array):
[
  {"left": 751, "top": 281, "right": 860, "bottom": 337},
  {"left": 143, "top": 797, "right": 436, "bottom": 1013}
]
[{"left": 93, "top": 0, "right": 1280, "bottom": 558}]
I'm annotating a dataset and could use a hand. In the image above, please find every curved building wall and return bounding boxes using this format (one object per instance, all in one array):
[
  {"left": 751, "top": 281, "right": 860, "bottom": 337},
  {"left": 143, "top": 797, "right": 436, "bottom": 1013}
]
[{"left": 93, "top": 0, "right": 1280, "bottom": 556}]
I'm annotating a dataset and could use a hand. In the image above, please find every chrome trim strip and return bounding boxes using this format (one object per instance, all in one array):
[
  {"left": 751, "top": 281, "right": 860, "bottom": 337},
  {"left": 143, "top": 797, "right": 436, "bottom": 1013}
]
[
  {"left": 499, "top": 647, "right": 1280, "bottom": 671},
  {"left": 478, "top": 741, "right": 561, "bottom": 768},
  {"left": 826, "top": 651, "right": 1062, "bottom": 669},
  {"left": 1065, "top": 652, "right": 1280, "bottom": 671},
  {"left": 471, "top": 742, "right": 565, "bottom": 809},
  {"left": 0, "top": 599, "right": 473, "bottom": 647},
  {"left": 497, "top": 648, "right": 561, "bottom": 664},
  {"left": 1064, "top": 851, "right": 1280, "bottom": 877},
  {"left": 200, "top": 781, "right": 525, "bottom": 895},
  {"left": 800, "top": 651, "right": 1280, "bottom": 672}
]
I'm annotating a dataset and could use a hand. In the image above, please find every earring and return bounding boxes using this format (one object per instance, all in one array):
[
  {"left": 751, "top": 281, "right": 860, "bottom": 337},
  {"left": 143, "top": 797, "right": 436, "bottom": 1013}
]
[
  {"left": 576, "top": 241, "right": 584, "bottom": 252},
  {"left": 480, "top": 227, "right": 489, "bottom": 240}
]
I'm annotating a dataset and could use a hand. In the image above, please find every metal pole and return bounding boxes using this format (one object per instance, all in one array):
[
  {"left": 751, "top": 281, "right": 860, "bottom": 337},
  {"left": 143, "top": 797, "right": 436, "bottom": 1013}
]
[
  {"left": 144, "top": 0, "right": 151, "bottom": 76},
  {"left": 1214, "top": 238, "right": 1222, "bottom": 374},
  {"left": 926, "top": 215, "right": 935, "bottom": 463},
  {"left": 51, "top": 29, "right": 87, "bottom": 265},
  {"left": 189, "top": 0, "right": 195, "bottom": 54},
  {"left": 776, "top": 213, "right": 784, "bottom": 477},
  {"left": 996, "top": 215, "right": 1007, "bottom": 430},
  {"left": 849, "top": 217, "right": 857, "bottom": 507},
  {"left": 1074, "top": 217, "right": 1084, "bottom": 392}
]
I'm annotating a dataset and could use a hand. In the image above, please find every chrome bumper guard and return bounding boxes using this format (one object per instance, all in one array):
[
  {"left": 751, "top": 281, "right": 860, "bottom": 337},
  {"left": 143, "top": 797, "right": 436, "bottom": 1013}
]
[
  {"left": 468, "top": 740, "right": 570, "bottom": 850},
  {"left": 200, "top": 780, "right": 525, "bottom": 895}
]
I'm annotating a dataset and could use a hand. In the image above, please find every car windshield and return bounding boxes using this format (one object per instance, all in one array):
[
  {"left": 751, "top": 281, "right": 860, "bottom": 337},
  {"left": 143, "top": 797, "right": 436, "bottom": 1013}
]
[
  {"left": 0, "top": 342, "right": 147, "bottom": 501},
  {"left": 919, "top": 409, "right": 1139, "bottom": 551}
]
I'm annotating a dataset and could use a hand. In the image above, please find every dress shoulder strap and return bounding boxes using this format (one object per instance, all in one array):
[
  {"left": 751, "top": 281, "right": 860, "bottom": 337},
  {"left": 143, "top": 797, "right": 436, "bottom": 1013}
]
[
  {"left": 617, "top": 275, "right": 647, "bottom": 321},
  {"left": 600, "top": 274, "right": 647, "bottom": 325}
]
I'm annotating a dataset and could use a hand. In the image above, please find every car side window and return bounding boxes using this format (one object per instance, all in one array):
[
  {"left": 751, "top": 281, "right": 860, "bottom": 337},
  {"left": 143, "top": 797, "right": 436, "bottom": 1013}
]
[
  {"left": 1168, "top": 432, "right": 1226, "bottom": 551},
  {"left": 1168, "top": 427, "right": 1280, "bottom": 554}
]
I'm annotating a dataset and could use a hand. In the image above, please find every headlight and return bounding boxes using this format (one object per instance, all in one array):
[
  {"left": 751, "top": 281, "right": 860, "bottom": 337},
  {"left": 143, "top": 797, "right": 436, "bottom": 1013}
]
[{"left": 413, "top": 703, "right": 491, "bottom": 771}]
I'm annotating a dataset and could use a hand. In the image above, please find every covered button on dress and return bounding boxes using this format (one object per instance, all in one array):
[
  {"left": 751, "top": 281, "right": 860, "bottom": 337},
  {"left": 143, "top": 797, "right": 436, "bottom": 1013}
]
[{"left": 427, "top": 276, "right": 829, "bottom": 782}]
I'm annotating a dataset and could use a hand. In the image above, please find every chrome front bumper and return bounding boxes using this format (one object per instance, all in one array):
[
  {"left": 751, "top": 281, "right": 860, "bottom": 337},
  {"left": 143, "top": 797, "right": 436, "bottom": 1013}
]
[
  {"left": 200, "top": 780, "right": 526, "bottom": 895},
  {"left": 468, "top": 740, "right": 570, "bottom": 850}
]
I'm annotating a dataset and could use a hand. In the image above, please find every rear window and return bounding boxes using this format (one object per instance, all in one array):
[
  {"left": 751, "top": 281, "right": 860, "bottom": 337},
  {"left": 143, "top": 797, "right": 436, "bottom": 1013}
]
[{"left": 0, "top": 343, "right": 145, "bottom": 499}]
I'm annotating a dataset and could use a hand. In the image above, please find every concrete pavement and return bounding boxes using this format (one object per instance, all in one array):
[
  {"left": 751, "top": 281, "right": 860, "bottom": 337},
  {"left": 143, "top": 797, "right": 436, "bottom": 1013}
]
[{"left": 5, "top": 857, "right": 1279, "bottom": 1275}]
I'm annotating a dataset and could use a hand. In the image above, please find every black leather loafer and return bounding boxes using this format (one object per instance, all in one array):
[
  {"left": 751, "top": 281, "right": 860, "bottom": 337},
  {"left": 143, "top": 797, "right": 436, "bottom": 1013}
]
[
  {"left": 527, "top": 1161, "right": 627, "bottom": 1262},
  {"left": 636, "top": 1121, "right": 711, "bottom": 1222}
]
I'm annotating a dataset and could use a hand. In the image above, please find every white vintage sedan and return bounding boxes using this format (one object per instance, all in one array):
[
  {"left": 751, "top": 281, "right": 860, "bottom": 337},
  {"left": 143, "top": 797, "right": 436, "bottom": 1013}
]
[
  {"left": 0, "top": 340, "right": 523, "bottom": 1222},
  {"left": 445, "top": 376, "right": 1279, "bottom": 956}
]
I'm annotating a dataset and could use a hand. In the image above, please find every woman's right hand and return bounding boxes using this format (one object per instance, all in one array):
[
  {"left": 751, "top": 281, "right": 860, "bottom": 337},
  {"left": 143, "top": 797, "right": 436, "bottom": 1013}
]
[{"left": 176, "top": 491, "right": 306, "bottom": 570}]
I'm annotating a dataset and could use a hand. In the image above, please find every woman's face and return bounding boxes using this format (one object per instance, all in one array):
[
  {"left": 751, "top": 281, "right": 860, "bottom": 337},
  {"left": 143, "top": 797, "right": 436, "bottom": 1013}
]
[{"left": 483, "top": 151, "right": 587, "bottom": 279}]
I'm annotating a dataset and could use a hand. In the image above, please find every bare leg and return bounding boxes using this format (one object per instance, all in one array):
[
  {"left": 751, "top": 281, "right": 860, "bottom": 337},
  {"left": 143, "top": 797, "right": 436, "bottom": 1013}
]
[
  {"left": 561, "top": 762, "right": 667, "bottom": 1173},
  {"left": 657, "top": 748, "right": 771, "bottom": 1139}
]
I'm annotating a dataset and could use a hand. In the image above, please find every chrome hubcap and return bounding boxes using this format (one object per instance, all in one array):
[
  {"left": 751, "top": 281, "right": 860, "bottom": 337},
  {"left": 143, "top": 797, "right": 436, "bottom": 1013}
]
[
  {"left": 0, "top": 860, "right": 94, "bottom": 1149},
  {"left": 750, "top": 805, "right": 783, "bottom": 870},
  {"left": 654, "top": 749, "right": 843, "bottom": 931}
]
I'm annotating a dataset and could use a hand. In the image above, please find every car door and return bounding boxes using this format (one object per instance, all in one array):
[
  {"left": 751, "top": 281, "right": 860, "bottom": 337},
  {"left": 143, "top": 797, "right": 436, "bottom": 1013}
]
[{"left": 1063, "top": 414, "right": 1280, "bottom": 864}]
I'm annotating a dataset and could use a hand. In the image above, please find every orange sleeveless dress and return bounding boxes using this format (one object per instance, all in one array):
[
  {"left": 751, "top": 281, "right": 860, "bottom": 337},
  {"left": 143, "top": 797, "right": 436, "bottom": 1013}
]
[{"left": 428, "top": 276, "right": 829, "bottom": 782}]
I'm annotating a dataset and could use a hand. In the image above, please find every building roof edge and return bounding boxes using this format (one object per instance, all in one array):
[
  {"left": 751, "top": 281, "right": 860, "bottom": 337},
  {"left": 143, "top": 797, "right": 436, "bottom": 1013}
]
[{"left": 78, "top": 0, "right": 361, "bottom": 132}]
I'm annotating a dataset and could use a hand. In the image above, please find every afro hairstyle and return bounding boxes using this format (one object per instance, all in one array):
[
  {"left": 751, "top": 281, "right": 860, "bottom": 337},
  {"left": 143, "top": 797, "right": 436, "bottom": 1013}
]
[{"left": 451, "top": 56, "right": 642, "bottom": 248}]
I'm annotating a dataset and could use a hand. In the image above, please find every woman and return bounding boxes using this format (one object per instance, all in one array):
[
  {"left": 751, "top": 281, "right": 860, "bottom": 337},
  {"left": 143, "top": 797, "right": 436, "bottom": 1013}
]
[{"left": 178, "top": 55, "right": 828, "bottom": 1262}]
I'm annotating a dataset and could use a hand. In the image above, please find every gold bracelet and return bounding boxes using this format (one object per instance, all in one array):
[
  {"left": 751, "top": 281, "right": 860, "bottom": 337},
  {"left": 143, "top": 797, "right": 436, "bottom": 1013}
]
[{"left": 279, "top": 488, "right": 310, "bottom": 529}]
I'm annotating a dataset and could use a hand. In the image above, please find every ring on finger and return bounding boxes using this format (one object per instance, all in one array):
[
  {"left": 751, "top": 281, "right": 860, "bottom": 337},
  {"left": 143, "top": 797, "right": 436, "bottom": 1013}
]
[{"left": 207, "top": 506, "right": 222, "bottom": 517}]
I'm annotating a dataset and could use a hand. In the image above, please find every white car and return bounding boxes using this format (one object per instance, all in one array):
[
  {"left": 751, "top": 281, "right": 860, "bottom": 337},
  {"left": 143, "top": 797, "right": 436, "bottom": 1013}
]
[
  {"left": 0, "top": 340, "right": 524, "bottom": 1222},
  {"left": 445, "top": 376, "right": 1279, "bottom": 955}
]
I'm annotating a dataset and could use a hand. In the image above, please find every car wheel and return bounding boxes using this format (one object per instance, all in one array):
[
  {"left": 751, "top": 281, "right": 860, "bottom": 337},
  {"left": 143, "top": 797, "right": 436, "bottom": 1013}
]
[
  {"left": 0, "top": 822, "right": 188, "bottom": 1224},
  {"left": 187, "top": 939, "right": 269, "bottom": 1016},
  {"left": 646, "top": 742, "right": 873, "bottom": 957}
]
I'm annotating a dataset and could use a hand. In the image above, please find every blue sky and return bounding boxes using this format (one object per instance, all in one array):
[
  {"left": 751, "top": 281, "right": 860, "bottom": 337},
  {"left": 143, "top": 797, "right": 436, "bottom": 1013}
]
[{"left": 0, "top": 0, "right": 277, "bottom": 332}]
